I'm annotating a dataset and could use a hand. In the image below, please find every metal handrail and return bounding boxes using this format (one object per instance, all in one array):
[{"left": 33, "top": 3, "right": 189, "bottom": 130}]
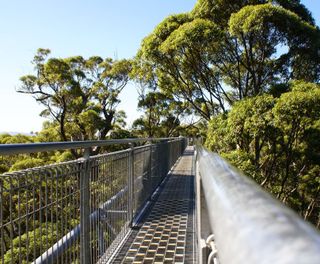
[
  {"left": 0, "top": 137, "right": 178, "bottom": 155},
  {"left": 196, "top": 146, "right": 320, "bottom": 264}
]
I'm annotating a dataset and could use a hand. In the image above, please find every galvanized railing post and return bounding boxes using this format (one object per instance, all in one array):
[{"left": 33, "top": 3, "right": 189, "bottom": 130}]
[
  {"left": 149, "top": 143, "right": 153, "bottom": 193},
  {"left": 128, "top": 143, "right": 134, "bottom": 226},
  {"left": 80, "top": 148, "right": 91, "bottom": 264}
]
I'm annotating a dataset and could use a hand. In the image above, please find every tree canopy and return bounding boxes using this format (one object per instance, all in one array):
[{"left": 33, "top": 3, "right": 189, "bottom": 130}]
[
  {"left": 19, "top": 49, "right": 132, "bottom": 149},
  {"left": 206, "top": 81, "right": 320, "bottom": 226},
  {"left": 135, "top": 0, "right": 320, "bottom": 121}
]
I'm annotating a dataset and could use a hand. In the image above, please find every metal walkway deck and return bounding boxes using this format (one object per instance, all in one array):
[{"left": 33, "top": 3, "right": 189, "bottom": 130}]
[{"left": 112, "top": 147, "right": 196, "bottom": 263}]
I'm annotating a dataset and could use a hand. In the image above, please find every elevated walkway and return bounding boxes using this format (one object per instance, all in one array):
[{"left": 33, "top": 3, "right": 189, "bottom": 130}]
[
  {"left": 3, "top": 138, "right": 320, "bottom": 264},
  {"left": 112, "top": 147, "right": 196, "bottom": 263}
]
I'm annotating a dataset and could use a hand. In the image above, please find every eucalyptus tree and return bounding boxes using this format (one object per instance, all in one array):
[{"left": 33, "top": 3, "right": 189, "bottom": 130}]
[
  {"left": 130, "top": 57, "right": 189, "bottom": 137},
  {"left": 136, "top": 0, "right": 320, "bottom": 120},
  {"left": 19, "top": 49, "right": 132, "bottom": 146},
  {"left": 132, "top": 91, "right": 184, "bottom": 137},
  {"left": 229, "top": 3, "right": 320, "bottom": 88}
]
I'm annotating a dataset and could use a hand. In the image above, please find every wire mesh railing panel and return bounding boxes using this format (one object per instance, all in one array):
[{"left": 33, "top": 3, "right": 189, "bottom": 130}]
[
  {"left": 0, "top": 138, "right": 187, "bottom": 264},
  {"left": 89, "top": 151, "right": 130, "bottom": 262},
  {"left": 0, "top": 161, "right": 82, "bottom": 264},
  {"left": 133, "top": 146, "right": 152, "bottom": 215},
  {"left": 132, "top": 139, "right": 187, "bottom": 217}
]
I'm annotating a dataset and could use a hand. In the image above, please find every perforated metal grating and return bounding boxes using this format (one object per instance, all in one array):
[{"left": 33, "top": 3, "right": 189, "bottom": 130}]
[{"left": 112, "top": 147, "right": 196, "bottom": 263}]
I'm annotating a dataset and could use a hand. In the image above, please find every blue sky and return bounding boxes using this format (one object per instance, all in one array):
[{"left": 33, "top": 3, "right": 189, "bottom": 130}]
[{"left": 0, "top": 0, "right": 319, "bottom": 133}]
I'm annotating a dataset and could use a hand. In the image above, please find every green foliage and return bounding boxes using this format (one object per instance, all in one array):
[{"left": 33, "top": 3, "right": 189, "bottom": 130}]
[
  {"left": 0, "top": 130, "right": 76, "bottom": 173},
  {"left": 275, "top": 0, "right": 315, "bottom": 25},
  {"left": 19, "top": 49, "right": 132, "bottom": 156},
  {"left": 0, "top": 164, "right": 9, "bottom": 173},
  {"left": 160, "top": 18, "right": 221, "bottom": 53},
  {"left": 136, "top": 0, "right": 320, "bottom": 121},
  {"left": 228, "top": 4, "right": 315, "bottom": 36},
  {"left": 139, "top": 13, "right": 192, "bottom": 59},
  {"left": 0, "top": 134, "right": 38, "bottom": 174},
  {"left": 192, "top": 0, "right": 314, "bottom": 26},
  {"left": 54, "top": 151, "right": 74, "bottom": 163},
  {"left": 10, "top": 158, "right": 45, "bottom": 172},
  {"left": 137, "top": 13, "right": 228, "bottom": 119},
  {"left": 230, "top": 3, "right": 320, "bottom": 82},
  {"left": 0, "top": 134, "right": 34, "bottom": 144},
  {"left": 206, "top": 81, "right": 320, "bottom": 226},
  {"left": 3, "top": 224, "right": 58, "bottom": 264},
  {"left": 206, "top": 114, "right": 229, "bottom": 151}
]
